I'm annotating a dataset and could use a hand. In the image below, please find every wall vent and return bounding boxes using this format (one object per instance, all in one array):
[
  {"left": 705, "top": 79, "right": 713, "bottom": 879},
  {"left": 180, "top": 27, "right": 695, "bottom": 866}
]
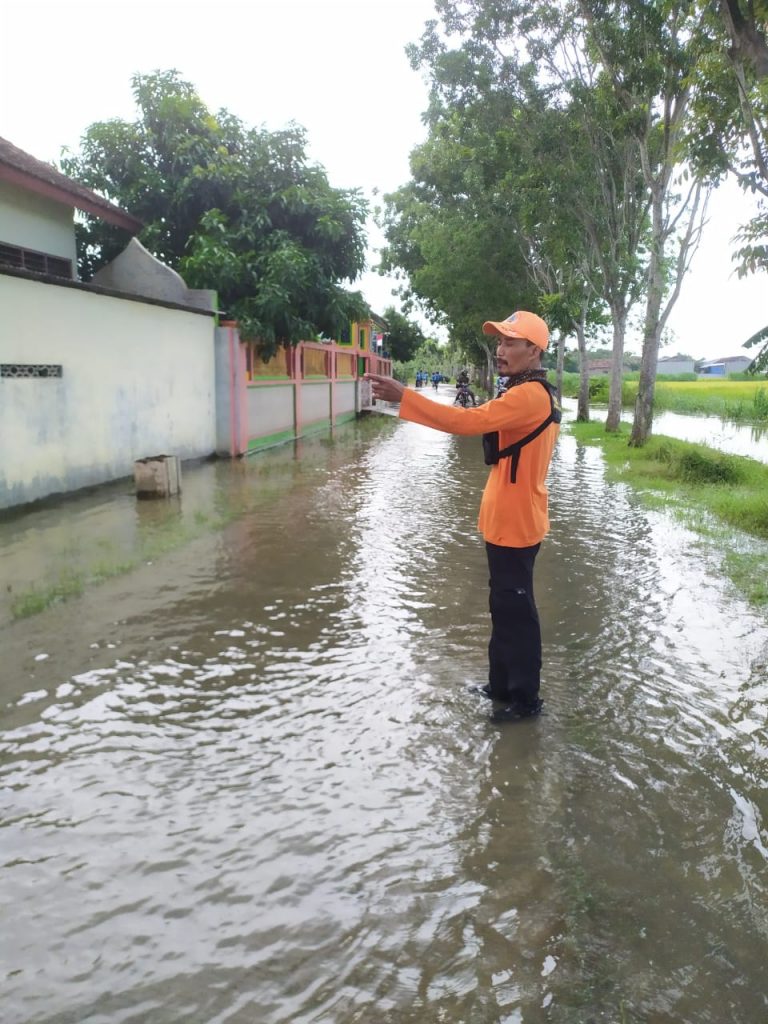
[{"left": 1, "top": 364, "right": 63, "bottom": 379}]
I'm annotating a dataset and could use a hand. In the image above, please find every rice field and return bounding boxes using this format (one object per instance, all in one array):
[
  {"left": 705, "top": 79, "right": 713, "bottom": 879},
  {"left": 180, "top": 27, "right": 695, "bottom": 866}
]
[
  {"left": 561, "top": 374, "right": 768, "bottom": 422},
  {"left": 641, "top": 380, "right": 768, "bottom": 420}
]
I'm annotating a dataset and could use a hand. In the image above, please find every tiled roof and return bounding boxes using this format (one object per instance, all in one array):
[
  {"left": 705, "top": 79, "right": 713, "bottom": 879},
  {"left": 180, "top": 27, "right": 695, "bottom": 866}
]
[{"left": 0, "top": 137, "right": 142, "bottom": 232}]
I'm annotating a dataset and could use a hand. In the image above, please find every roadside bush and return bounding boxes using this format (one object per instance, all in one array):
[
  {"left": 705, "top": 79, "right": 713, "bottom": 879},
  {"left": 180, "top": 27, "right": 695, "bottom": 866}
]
[
  {"left": 753, "top": 388, "right": 768, "bottom": 418},
  {"left": 678, "top": 449, "right": 743, "bottom": 485}
]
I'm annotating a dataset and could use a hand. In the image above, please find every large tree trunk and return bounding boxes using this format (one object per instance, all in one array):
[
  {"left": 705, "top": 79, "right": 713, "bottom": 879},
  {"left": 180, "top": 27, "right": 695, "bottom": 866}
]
[
  {"left": 605, "top": 305, "right": 627, "bottom": 431},
  {"left": 576, "top": 319, "right": 590, "bottom": 421},
  {"left": 630, "top": 177, "right": 707, "bottom": 446},
  {"left": 630, "top": 187, "right": 666, "bottom": 446},
  {"left": 555, "top": 331, "right": 565, "bottom": 401},
  {"left": 720, "top": 0, "right": 768, "bottom": 80}
]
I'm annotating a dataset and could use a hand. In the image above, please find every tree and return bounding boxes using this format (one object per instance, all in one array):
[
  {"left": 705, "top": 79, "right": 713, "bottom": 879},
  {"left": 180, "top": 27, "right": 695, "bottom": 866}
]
[
  {"left": 402, "top": 1, "right": 712, "bottom": 444},
  {"left": 61, "top": 70, "right": 369, "bottom": 355},
  {"left": 575, "top": 1, "right": 712, "bottom": 445},
  {"left": 380, "top": 71, "right": 604, "bottom": 392},
  {"left": 380, "top": 153, "right": 540, "bottom": 388},
  {"left": 396, "top": 1, "right": 652, "bottom": 425},
  {"left": 687, "top": 1, "right": 768, "bottom": 366},
  {"left": 381, "top": 306, "right": 425, "bottom": 362}
]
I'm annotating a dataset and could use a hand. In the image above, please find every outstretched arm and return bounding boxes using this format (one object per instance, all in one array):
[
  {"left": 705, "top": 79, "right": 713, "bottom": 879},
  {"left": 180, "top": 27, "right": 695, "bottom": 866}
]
[{"left": 365, "top": 373, "right": 406, "bottom": 403}]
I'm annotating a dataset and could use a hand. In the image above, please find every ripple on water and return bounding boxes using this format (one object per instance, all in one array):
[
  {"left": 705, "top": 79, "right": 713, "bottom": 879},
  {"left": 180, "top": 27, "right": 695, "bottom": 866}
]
[{"left": 1, "top": 419, "right": 768, "bottom": 1023}]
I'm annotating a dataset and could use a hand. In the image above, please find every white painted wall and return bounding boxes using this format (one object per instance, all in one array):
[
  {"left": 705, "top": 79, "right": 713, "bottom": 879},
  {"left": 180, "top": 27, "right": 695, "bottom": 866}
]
[
  {"left": 335, "top": 381, "right": 356, "bottom": 416},
  {"left": 301, "top": 381, "right": 331, "bottom": 423},
  {"left": 0, "top": 181, "right": 78, "bottom": 273},
  {"left": 247, "top": 383, "right": 294, "bottom": 436},
  {"left": 0, "top": 273, "right": 216, "bottom": 508}
]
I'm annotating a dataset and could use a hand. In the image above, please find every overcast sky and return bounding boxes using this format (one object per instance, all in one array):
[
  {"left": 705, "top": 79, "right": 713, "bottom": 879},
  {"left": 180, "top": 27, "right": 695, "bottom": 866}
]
[{"left": 2, "top": 0, "right": 765, "bottom": 360}]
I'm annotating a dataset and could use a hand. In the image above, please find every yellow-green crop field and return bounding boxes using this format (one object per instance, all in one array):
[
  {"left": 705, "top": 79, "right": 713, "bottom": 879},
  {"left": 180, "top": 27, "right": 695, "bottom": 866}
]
[
  {"left": 655, "top": 380, "right": 765, "bottom": 400},
  {"left": 620, "top": 379, "right": 768, "bottom": 420}
]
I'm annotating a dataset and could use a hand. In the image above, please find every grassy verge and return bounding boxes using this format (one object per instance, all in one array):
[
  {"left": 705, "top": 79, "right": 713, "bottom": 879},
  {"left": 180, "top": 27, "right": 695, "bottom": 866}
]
[{"left": 568, "top": 421, "right": 768, "bottom": 606}]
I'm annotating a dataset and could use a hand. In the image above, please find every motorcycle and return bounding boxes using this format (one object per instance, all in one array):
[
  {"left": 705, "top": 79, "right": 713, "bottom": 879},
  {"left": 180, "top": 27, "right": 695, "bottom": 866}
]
[{"left": 454, "top": 382, "right": 473, "bottom": 407}]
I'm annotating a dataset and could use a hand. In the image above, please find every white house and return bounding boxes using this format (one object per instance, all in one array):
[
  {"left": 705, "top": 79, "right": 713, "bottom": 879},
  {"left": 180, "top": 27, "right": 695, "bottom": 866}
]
[
  {"left": 657, "top": 355, "right": 695, "bottom": 375},
  {"left": 0, "top": 137, "right": 219, "bottom": 510}
]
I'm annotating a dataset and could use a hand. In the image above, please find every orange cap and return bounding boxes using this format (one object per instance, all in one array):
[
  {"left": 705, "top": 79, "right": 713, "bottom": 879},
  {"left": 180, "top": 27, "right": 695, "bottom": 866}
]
[{"left": 482, "top": 311, "right": 549, "bottom": 351}]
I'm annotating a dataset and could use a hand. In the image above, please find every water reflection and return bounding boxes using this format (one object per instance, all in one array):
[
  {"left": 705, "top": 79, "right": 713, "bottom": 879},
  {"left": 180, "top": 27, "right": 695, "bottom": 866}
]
[
  {"left": 623, "top": 405, "right": 768, "bottom": 462},
  {"left": 1, "top": 407, "right": 767, "bottom": 1023}
]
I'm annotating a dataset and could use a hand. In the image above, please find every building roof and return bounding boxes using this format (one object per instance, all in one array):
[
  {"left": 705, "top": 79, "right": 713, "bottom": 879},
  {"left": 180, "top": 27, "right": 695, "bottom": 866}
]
[
  {"left": 0, "top": 137, "right": 142, "bottom": 233},
  {"left": 699, "top": 355, "right": 753, "bottom": 367}
]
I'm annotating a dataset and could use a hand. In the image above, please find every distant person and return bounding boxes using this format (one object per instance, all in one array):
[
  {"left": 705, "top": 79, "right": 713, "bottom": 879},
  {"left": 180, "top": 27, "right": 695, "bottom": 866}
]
[
  {"left": 366, "top": 311, "right": 561, "bottom": 722},
  {"left": 455, "top": 371, "right": 476, "bottom": 406}
]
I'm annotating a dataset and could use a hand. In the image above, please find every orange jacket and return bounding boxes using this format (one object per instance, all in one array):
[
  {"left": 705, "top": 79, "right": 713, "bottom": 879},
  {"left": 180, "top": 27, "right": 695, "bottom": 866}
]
[{"left": 399, "top": 384, "right": 559, "bottom": 547}]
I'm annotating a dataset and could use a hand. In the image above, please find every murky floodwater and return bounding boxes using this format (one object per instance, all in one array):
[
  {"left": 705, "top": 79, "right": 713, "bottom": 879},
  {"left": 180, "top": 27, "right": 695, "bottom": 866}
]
[
  {"left": 2, "top": 391, "right": 768, "bottom": 1023},
  {"left": 622, "top": 405, "right": 768, "bottom": 462}
]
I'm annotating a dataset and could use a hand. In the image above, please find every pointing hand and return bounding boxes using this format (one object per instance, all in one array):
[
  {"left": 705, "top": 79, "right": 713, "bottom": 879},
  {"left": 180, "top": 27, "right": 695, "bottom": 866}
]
[{"left": 365, "top": 373, "right": 406, "bottom": 403}]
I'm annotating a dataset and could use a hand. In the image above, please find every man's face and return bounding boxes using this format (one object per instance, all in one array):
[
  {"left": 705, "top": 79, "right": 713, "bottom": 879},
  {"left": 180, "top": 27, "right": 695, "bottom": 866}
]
[{"left": 496, "top": 336, "right": 541, "bottom": 375}]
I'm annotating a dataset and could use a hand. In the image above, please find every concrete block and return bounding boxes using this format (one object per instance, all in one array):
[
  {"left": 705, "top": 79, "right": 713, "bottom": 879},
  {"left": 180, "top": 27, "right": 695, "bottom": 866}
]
[{"left": 134, "top": 454, "right": 181, "bottom": 497}]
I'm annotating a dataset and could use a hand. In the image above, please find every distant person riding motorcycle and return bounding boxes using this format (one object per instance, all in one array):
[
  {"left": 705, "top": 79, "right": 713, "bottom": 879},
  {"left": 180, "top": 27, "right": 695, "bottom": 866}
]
[{"left": 455, "top": 370, "right": 476, "bottom": 407}]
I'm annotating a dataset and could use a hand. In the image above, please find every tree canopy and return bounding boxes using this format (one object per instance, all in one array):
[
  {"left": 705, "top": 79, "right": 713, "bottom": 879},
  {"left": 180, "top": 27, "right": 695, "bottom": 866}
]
[
  {"left": 61, "top": 70, "right": 369, "bottom": 354},
  {"left": 381, "top": 306, "right": 426, "bottom": 362}
]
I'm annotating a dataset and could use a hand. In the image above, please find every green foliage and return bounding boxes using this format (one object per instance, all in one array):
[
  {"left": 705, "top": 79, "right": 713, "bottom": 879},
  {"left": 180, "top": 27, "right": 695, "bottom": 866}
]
[
  {"left": 743, "top": 322, "right": 768, "bottom": 373},
  {"left": 686, "top": 3, "right": 768, "bottom": 247},
  {"left": 676, "top": 449, "right": 743, "bottom": 484},
  {"left": 61, "top": 70, "right": 369, "bottom": 355},
  {"left": 382, "top": 306, "right": 425, "bottom": 362},
  {"left": 394, "top": 337, "right": 456, "bottom": 382}
]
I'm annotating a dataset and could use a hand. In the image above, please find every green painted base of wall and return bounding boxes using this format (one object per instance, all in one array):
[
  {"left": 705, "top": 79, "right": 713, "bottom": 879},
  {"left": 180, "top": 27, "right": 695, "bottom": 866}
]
[
  {"left": 247, "top": 428, "right": 297, "bottom": 451},
  {"left": 246, "top": 413, "right": 361, "bottom": 455},
  {"left": 301, "top": 418, "right": 333, "bottom": 436}
]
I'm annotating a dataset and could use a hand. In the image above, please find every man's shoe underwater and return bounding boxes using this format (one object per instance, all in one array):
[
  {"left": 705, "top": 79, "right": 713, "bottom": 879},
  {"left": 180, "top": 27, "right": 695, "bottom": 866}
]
[
  {"left": 491, "top": 698, "right": 544, "bottom": 723},
  {"left": 470, "top": 683, "right": 495, "bottom": 700}
]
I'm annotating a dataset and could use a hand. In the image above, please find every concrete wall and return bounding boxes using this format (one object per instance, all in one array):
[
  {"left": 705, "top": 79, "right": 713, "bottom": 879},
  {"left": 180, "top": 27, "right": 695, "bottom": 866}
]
[
  {"left": 248, "top": 384, "right": 294, "bottom": 437},
  {"left": 336, "top": 381, "right": 356, "bottom": 417},
  {"left": 215, "top": 334, "right": 391, "bottom": 454},
  {"left": 0, "top": 273, "right": 216, "bottom": 508},
  {"left": 658, "top": 359, "right": 694, "bottom": 375},
  {"left": 301, "top": 381, "right": 331, "bottom": 424},
  {"left": 0, "top": 181, "right": 77, "bottom": 272},
  {"left": 214, "top": 325, "right": 247, "bottom": 457}
]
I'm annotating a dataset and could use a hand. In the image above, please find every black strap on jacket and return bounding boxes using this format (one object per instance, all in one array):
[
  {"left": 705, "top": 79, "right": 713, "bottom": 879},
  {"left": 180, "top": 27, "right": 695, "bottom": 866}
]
[{"left": 482, "top": 380, "right": 561, "bottom": 482}]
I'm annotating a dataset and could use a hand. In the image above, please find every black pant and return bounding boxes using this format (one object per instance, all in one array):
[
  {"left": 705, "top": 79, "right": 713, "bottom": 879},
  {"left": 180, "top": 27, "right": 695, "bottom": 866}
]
[{"left": 486, "top": 541, "right": 542, "bottom": 704}]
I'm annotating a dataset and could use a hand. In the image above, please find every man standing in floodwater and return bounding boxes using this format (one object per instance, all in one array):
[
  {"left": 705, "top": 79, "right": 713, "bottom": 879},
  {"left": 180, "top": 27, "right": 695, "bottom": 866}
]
[{"left": 365, "top": 311, "right": 560, "bottom": 723}]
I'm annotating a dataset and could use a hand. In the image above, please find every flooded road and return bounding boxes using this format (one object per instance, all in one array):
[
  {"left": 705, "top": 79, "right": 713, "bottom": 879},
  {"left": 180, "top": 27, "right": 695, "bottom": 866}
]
[{"left": 2, "top": 394, "right": 768, "bottom": 1024}]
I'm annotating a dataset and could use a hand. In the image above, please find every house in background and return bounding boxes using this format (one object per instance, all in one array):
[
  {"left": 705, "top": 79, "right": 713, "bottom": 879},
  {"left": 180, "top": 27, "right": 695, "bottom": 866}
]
[
  {"left": 0, "top": 136, "right": 218, "bottom": 510},
  {"left": 657, "top": 354, "right": 695, "bottom": 375},
  {"left": 587, "top": 357, "right": 632, "bottom": 375},
  {"left": 0, "top": 137, "right": 140, "bottom": 280},
  {"left": 698, "top": 355, "right": 754, "bottom": 377}
]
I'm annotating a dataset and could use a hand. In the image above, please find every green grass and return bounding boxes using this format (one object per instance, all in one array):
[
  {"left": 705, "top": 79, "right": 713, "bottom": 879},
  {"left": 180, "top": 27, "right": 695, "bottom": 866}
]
[{"left": 568, "top": 421, "right": 768, "bottom": 605}]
